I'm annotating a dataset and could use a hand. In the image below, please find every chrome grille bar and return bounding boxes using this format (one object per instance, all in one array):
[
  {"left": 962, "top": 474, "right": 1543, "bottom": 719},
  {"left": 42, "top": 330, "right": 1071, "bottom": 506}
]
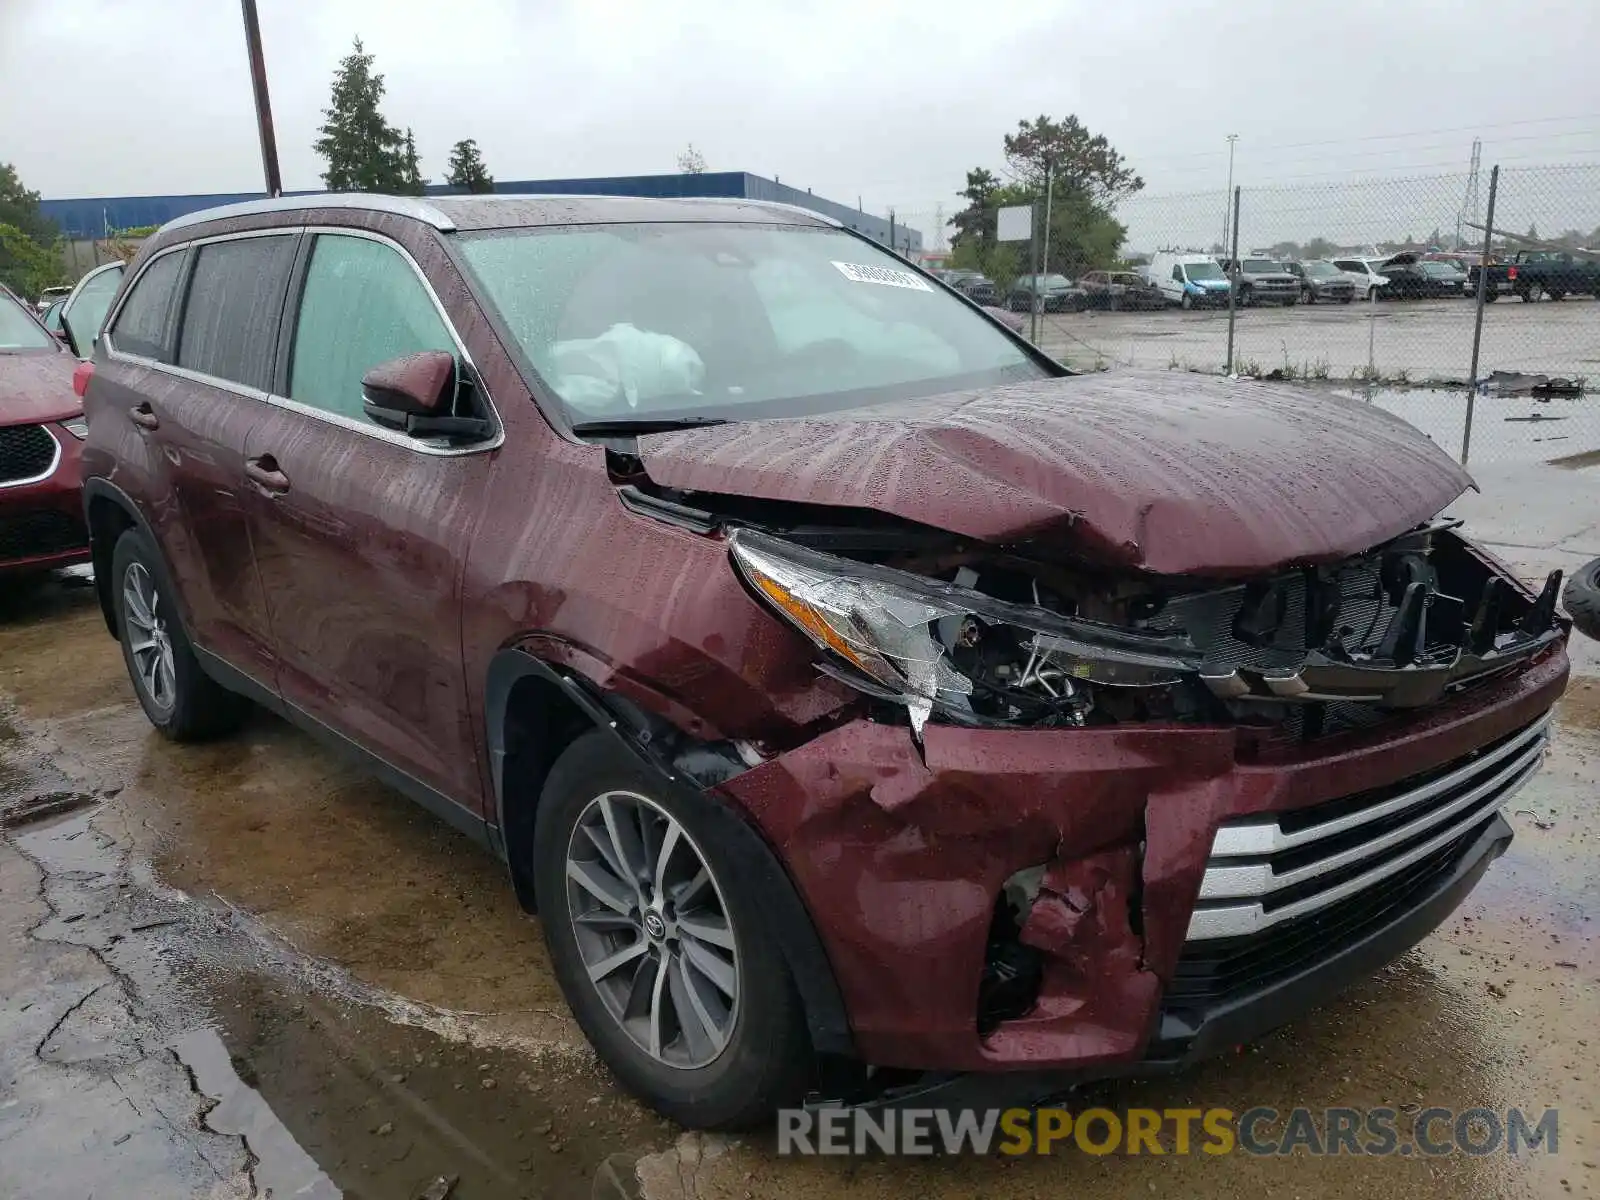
[
  {"left": 1209, "top": 713, "right": 1552, "bottom": 859},
  {"left": 1186, "top": 716, "right": 1550, "bottom": 942}
]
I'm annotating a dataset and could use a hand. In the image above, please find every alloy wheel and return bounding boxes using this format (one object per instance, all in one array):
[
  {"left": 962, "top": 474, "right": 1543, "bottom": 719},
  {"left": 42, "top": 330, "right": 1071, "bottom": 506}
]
[
  {"left": 565, "top": 790, "right": 739, "bottom": 1069},
  {"left": 123, "top": 562, "right": 176, "bottom": 714}
]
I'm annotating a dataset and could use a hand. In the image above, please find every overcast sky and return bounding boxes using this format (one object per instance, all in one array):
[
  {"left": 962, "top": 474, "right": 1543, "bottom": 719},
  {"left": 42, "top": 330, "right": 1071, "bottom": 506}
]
[{"left": 3, "top": 0, "right": 1597, "bottom": 239}]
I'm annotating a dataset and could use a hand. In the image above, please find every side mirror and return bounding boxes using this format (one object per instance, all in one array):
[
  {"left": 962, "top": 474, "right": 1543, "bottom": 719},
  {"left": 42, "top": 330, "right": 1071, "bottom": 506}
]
[
  {"left": 50, "top": 326, "right": 71, "bottom": 347},
  {"left": 361, "top": 350, "right": 490, "bottom": 440}
]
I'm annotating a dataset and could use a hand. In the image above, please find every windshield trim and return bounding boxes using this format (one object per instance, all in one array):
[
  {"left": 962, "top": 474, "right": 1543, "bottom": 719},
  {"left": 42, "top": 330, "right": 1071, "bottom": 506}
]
[{"left": 445, "top": 221, "right": 1067, "bottom": 442}]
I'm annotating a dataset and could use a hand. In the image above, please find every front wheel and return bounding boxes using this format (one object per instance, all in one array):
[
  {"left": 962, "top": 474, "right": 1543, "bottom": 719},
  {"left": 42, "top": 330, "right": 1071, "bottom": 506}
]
[
  {"left": 111, "top": 529, "right": 248, "bottom": 740},
  {"left": 1302, "top": 287, "right": 1315, "bottom": 305},
  {"left": 1180, "top": 292, "right": 1194, "bottom": 310},
  {"left": 533, "top": 731, "right": 812, "bottom": 1129},
  {"left": 1237, "top": 286, "right": 1253, "bottom": 308}
]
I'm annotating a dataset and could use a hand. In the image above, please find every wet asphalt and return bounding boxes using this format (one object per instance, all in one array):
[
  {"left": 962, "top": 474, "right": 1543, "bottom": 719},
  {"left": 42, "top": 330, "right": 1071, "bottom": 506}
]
[{"left": 1, "top": 457, "right": 1597, "bottom": 1199}]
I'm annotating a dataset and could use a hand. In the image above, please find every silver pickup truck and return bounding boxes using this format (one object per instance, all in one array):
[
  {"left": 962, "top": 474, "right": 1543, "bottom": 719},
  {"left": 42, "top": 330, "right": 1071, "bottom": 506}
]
[{"left": 1226, "top": 257, "right": 1301, "bottom": 306}]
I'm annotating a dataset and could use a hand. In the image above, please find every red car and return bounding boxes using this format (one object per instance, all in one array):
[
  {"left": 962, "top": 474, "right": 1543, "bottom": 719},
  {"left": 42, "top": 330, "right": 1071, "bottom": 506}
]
[
  {"left": 77, "top": 194, "right": 1568, "bottom": 1128},
  {"left": 0, "top": 285, "right": 91, "bottom": 579}
]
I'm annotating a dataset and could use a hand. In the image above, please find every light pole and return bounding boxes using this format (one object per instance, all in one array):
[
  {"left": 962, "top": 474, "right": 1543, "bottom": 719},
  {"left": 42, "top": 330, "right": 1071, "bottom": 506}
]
[
  {"left": 240, "top": 0, "right": 282, "bottom": 198},
  {"left": 1221, "top": 134, "right": 1238, "bottom": 250}
]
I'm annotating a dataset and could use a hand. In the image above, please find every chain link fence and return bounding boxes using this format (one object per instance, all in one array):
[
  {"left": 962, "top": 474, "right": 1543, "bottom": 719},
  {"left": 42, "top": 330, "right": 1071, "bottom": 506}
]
[{"left": 942, "top": 163, "right": 1600, "bottom": 467}]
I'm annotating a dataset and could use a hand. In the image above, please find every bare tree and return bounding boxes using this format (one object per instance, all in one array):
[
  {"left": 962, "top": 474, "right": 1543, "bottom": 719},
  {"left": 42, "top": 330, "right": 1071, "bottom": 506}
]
[{"left": 677, "top": 143, "right": 707, "bottom": 174}]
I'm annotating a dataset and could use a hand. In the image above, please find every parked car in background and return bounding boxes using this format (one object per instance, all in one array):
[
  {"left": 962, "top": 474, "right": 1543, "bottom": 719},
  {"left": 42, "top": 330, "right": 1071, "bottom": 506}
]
[
  {"left": 38, "top": 300, "right": 66, "bottom": 338},
  {"left": 56, "top": 261, "right": 127, "bottom": 360},
  {"left": 77, "top": 192, "right": 1568, "bottom": 1131},
  {"left": 33, "top": 285, "right": 72, "bottom": 314},
  {"left": 1376, "top": 255, "right": 1469, "bottom": 300},
  {"left": 1470, "top": 250, "right": 1600, "bottom": 302},
  {"left": 1285, "top": 260, "right": 1356, "bottom": 304},
  {"left": 1224, "top": 258, "right": 1300, "bottom": 306},
  {"left": 1077, "top": 270, "right": 1165, "bottom": 310},
  {"left": 1332, "top": 258, "right": 1392, "bottom": 301},
  {"left": 0, "top": 286, "right": 91, "bottom": 579},
  {"left": 1148, "top": 252, "right": 1232, "bottom": 308},
  {"left": 941, "top": 269, "right": 998, "bottom": 305},
  {"left": 1006, "top": 273, "right": 1079, "bottom": 312}
]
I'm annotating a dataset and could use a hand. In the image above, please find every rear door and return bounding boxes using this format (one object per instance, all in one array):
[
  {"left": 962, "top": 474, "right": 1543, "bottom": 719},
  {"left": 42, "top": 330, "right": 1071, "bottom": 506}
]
[
  {"left": 241, "top": 228, "right": 495, "bottom": 810},
  {"left": 96, "top": 234, "right": 296, "bottom": 682}
]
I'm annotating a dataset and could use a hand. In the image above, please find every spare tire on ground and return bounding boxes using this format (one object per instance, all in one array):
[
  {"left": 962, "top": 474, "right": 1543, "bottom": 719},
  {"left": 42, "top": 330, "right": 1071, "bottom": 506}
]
[{"left": 1563, "top": 557, "right": 1600, "bottom": 640}]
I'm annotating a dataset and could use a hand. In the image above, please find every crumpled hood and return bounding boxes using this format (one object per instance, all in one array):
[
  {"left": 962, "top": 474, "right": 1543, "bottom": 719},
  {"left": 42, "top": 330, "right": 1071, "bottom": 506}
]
[
  {"left": 638, "top": 371, "right": 1476, "bottom": 577},
  {"left": 0, "top": 350, "right": 80, "bottom": 427}
]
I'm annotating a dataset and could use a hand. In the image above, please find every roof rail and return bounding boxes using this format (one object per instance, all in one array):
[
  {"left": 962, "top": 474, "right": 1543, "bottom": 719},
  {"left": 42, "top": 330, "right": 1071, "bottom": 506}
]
[{"left": 158, "top": 193, "right": 456, "bottom": 236}]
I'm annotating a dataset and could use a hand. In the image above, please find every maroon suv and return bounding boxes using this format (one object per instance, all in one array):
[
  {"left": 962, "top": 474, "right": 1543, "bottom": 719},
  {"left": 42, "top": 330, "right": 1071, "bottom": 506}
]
[
  {"left": 77, "top": 194, "right": 1568, "bottom": 1128},
  {"left": 1, "top": 285, "right": 90, "bottom": 579}
]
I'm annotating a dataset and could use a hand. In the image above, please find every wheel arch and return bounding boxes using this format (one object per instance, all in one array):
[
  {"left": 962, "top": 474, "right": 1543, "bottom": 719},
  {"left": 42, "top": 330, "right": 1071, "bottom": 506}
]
[
  {"left": 82, "top": 478, "right": 168, "bottom": 640},
  {"left": 484, "top": 647, "right": 856, "bottom": 1057}
]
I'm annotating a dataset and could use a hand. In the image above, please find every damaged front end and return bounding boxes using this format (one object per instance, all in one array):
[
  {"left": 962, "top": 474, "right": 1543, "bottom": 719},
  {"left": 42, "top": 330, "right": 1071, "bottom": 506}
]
[{"left": 728, "top": 519, "right": 1565, "bottom": 743}]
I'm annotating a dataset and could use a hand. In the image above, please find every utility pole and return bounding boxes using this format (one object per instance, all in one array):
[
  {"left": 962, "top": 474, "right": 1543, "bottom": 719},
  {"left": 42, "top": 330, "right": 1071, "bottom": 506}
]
[
  {"left": 1221, "top": 134, "right": 1238, "bottom": 250},
  {"left": 1041, "top": 155, "right": 1055, "bottom": 285},
  {"left": 240, "top": 0, "right": 282, "bottom": 197}
]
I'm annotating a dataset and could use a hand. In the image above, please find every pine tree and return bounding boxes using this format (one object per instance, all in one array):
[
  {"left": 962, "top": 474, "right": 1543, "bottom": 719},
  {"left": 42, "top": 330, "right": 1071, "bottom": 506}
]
[
  {"left": 445, "top": 139, "right": 494, "bottom": 193},
  {"left": 397, "top": 128, "right": 427, "bottom": 196},
  {"left": 312, "top": 38, "right": 407, "bottom": 192}
]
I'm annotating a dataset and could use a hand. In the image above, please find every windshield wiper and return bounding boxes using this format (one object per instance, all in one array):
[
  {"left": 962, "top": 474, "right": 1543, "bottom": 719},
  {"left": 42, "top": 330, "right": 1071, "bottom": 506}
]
[{"left": 571, "top": 416, "right": 732, "bottom": 437}]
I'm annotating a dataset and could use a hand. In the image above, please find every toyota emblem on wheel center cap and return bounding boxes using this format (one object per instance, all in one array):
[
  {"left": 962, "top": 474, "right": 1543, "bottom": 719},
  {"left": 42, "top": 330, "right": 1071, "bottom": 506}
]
[{"left": 643, "top": 912, "right": 667, "bottom": 941}]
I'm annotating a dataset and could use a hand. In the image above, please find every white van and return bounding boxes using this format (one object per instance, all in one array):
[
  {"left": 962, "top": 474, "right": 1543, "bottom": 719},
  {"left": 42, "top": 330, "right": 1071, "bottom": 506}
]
[{"left": 1149, "top": 252, "right": 1234, "bottom": 309}]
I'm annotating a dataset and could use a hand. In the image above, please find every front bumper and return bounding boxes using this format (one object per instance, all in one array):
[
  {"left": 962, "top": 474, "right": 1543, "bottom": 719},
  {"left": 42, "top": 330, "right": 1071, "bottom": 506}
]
[
  {"left": 718, "top": 645, "right": 1565, "bottom": 1075},
  {"left": 0, "top": 425, "right": 89, "bottom": 576}
]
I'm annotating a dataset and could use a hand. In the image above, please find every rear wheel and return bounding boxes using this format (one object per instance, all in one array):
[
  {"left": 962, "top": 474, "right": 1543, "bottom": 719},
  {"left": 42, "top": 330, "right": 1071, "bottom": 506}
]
[
  {"left": 533, "top": 731, "right": 812, "bottom": 1129},
  {"left": 1519, "top": 285, "right": 1538, "bottom": 302},
  {"left": 111, "top": 529, "right": 248, "bottom": 740}
]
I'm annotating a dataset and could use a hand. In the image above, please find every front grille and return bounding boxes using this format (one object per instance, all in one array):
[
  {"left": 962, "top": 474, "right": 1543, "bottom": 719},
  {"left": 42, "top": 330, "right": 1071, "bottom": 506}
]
[
  {"left": 0, "top": 424, "right": 59, "bottom": 485},
  {"left": 1166, "top": 820, "right": 1487, "bottom": 1008},
  {"left": 0, "top": 511, "right": 88, "bottom": 563},
  {"left": 1185, "top": 712, "right": 1550, "bottom": 942}
]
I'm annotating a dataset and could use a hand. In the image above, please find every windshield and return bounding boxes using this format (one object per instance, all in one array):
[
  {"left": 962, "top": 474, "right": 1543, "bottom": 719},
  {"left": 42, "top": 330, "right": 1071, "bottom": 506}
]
[
  {"left": 457, "top": 223, "right": 1048, "bottom": 424},
  {"left": 1183, "top": 261, "right": 1225, "bottom": 281},
  {"left": 1242, "top": 259, "right": 1278, "bottom": 273},
  {"left": 0, "top": 291, "right": 53, "bottom": 351},
  {"left": 1041, "top": 274, "right": 1072, "bottom": 288},
  {"left": 1303, "top": 261, "right": 1340, "bottom": 277}
]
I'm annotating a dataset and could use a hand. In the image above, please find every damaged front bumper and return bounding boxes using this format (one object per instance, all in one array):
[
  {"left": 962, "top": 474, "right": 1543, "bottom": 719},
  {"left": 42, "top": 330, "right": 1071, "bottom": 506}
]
[{"left": 715, "top": 645, "right": 1566, "bottom": 1078}]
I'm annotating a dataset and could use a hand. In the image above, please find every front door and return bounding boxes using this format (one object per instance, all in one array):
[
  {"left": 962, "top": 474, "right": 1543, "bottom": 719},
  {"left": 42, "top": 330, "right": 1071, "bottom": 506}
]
[{"left": 242, "top": 230, "right": 494, "bottom": 809}]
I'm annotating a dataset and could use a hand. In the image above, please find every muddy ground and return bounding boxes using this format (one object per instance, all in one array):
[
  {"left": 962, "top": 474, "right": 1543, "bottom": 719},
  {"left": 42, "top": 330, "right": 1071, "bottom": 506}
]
[{"left": 1, "top": 466, "right": 1597, "bottom": 1199}]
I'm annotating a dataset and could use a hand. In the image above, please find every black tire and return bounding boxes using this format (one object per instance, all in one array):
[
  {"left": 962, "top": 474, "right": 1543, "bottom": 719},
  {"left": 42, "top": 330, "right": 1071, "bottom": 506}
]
[
  {"left": 1302, "top": 287, "right": 1315, "bottom": 305},
  {"left": 1519, "top": 286, "right": 1538, "bottom": 302},
  {"left": 1340, "top": 295, "right": 1354, "bottom": 304},
  {"left": 533, "top": 731, "right": 812, "bottom": 1129},
  {"left": 110, "top": 528, "right": 248, "bottom": 741},
  {"left": 1180, "top": 292, "right": 1194, "bottom": 310},
  {"left": 1547, "top": 288, "right": 1566, "bottom": 302},
  {"left": 1484, "top": 289, "right": 1499, "bottom": 302},
  {"left": 1563, "top": 557, "right": 1600, "bottom": 641}
]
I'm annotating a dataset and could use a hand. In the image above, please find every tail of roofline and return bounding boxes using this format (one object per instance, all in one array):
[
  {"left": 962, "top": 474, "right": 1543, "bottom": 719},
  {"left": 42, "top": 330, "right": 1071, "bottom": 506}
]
[{"left": 38, "top": 172, "right": 924, "bottom": 251}]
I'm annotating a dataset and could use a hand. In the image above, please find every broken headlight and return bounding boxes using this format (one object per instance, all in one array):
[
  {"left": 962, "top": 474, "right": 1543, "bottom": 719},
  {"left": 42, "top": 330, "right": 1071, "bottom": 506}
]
[{"left": 728, "top": 529, "right": 1199, "bottom": 733}]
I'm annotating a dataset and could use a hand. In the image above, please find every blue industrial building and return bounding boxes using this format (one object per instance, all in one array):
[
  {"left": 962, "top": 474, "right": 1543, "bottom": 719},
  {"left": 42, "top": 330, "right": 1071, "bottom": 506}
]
[{"left": 39, "top": 171, "right": 922, "bottom": 252}]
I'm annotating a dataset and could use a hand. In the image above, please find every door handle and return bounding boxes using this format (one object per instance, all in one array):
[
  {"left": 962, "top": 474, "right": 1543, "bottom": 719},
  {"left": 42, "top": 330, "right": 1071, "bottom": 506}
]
[
  {"left": 245, "top": 455, "right": 290, "bottom": 495},
  {"left": 128, "top": 403, "right": 159, "bottom": 430}
]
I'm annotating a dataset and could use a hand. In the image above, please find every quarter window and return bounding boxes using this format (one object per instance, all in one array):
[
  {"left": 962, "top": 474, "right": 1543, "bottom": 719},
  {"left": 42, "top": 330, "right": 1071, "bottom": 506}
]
[
  {"left": 109, "top": 251, "right": 186, "bottom": 362},
  {"left": 176, "top": 236, "right": 297, "bottom": 390},
  {"left": 288, "top": 234, "right": 454, "bottom": 423}
]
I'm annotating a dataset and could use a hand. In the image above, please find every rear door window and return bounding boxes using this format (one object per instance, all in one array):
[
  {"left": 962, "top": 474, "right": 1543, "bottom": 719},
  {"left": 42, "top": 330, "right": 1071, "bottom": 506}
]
[
  {"left": 108, "top": 251, "right": 186, "bottom": 362},
  {"left": 287, "top": 234, "right": 455, "bottom": 424},
  {"left": 176, "top": 235, "right": 298, "bottom": 391}
]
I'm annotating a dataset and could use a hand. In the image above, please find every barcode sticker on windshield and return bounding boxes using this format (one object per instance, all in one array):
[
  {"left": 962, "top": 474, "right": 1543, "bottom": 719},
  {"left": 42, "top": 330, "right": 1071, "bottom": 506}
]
[{"left": 831, "top": 261, "right": 933, "bottom": 291}]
